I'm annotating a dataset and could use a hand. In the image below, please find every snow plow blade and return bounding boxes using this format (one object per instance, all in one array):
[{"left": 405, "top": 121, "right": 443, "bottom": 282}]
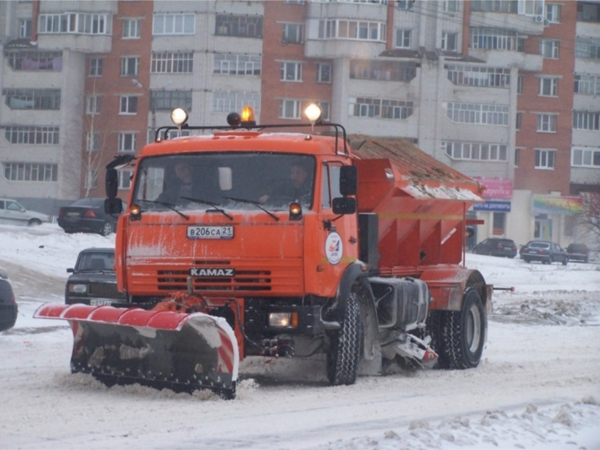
[{"left": 34, "top": 304, "right": 239, "bottom": 399}]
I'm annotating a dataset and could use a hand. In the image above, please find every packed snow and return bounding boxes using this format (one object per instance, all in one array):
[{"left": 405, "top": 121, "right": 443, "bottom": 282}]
[{"left": 1, "top": 223, "right": 599, "bottom": 449}]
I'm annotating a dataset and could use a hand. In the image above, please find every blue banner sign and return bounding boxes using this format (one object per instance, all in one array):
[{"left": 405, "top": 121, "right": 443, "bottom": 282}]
[{"left": 473, "top": 201, "right": 511, "bottom": 212}]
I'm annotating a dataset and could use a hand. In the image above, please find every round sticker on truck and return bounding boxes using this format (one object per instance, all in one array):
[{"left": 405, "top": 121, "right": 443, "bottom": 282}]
[{"left": 325, "top": 232, "right": 343, "bottom": 265}]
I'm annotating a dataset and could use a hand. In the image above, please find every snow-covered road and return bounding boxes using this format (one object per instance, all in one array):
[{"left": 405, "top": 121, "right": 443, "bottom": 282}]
[{"left": 1, "top": 224, "right": 599, "bottom": 449}]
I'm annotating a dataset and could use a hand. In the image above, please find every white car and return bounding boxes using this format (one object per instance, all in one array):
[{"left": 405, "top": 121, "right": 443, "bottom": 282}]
[{"left": 0, "top": 198, "right": 51, "bottom": 226}]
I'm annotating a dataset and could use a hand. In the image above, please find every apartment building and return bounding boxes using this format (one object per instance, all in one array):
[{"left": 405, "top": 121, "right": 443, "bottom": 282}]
[{"left": 0, "top": 0, "right": 598, "bottom": 247}]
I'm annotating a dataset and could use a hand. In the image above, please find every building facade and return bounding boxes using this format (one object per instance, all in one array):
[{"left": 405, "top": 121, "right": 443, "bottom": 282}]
[{"left": 0, "top": 0, "right": 598, "bottom": 247}]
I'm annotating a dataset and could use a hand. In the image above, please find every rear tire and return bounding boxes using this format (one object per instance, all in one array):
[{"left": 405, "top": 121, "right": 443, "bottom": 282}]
[
  {"left": 326, "top": 285, "right": 362, "bottom": 386},
  {"left": 430, "top": 289, "right": 486, "bottom": 370},
  {"left": 562, "top": 257, "right": 568, "bottom": 266},
  {"left": 100, "top": 222, "right": 113, "bottom": 237}
]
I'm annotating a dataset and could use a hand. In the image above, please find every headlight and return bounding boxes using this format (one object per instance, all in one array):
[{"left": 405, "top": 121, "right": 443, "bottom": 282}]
[
  {"left": 69, "top": 283, "right": 88, "bottom": 294},
  {"left": 268, "top": 312, "right": 298, "bottom": 328}
]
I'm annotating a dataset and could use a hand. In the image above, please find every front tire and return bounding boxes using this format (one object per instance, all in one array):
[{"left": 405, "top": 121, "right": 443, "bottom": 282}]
[
  {"left": 28, "top": 219, "right": 42, "bottom": 226},
  {"left": 326, "top": 285, "right": 362, "bottom": 386},
  {"left": 430, "top": 289, "right": 486, "bottom": 370}
]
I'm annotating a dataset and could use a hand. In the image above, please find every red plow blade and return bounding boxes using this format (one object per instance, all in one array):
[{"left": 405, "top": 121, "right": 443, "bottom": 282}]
[{"left": 35, "top": 304, "right": 239, "bottom": 398}]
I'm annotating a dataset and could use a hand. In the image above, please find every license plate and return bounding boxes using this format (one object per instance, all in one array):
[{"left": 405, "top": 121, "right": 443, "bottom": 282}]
[
  {"left": 187, "top": 226, "right": 234, "bottom": 239},
  {"left": 90, "top": 298, "right": 118, "bottom": 306}
]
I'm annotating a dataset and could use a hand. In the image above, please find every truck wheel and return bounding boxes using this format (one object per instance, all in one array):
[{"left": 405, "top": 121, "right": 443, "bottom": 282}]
[
  {"left": 432, "top": 289, "right": 486, "bottom": 370},
  {"left": 326, "top": 285, "right": 362, "bottom": 386}
]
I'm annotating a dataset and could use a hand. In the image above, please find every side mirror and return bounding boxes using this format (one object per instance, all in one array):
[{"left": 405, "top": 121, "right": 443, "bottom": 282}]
[
  {"left": 339, "top": 165, "right": 357, "bottom": 196},
  {"left": 332, "top": 197, "right": 356, "bottom": 215},
  {"left": 105, "top": 168, "right": 119, "bottom": 199},
  {"left": 104, "top": 197, "right": 123, "bottom": 215}
]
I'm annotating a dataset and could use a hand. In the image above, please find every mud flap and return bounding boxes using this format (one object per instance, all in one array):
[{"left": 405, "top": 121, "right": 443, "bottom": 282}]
[{"left": 34, "top": 304, "right": 239, "bottom": 398}]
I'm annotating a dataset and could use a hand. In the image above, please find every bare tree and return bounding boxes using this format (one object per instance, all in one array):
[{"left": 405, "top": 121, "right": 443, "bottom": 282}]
[{"left": 577, "top": 192, "right": 600, "bottom": 245}]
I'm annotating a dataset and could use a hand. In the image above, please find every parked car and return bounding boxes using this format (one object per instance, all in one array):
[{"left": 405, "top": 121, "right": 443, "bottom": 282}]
[
  {"left": 65, "top": 248, "right": 127, "bottom": 306},
  {"left": 0, "top": 273, "right": 18, "bottom": 332},
  {"left": 58, "top": 198, "right": 124, "bottom": 236},
  {"left": 566, "top": 243, "right": 589, "bottom": 263},
  {"left": 0, "top": 198, "right": 51, "bottom": 227},
  {"left": 520, "top": 240, "right": 568, "bottom": 265},
  {"left": 473, "top": 238, "right": 518, "bottom": 258}
]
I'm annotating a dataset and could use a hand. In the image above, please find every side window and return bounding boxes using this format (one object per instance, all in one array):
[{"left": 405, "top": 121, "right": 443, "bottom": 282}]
[
  {"left": 7, "top": 201, "right": 21, "bottom": 211},
  {"left": 321, "top": 163, "right": 342, "bottom": 209},
  {"left": 0, "top": 200, "right": 4, "bottom": 209}
]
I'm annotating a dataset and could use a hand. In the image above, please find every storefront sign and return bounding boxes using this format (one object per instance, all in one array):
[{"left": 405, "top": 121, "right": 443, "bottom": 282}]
[
  {"left": 472, "top": 177, "right": 512, "bottom": 199},
  {"left": 473, "top": 200, "right": 511, "bottom": 212},
  {"left": 531, "top": 195, "right": 583, "bottom": 215}
]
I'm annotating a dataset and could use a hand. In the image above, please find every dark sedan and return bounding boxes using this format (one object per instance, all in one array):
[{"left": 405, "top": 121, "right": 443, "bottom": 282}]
[
  {"left": 473, "top": 238, "right": 518, "bottom": 258},
  {"left": 0, "top": 273, "right": 18, "bottom": 332},
  {"left": 566, "top": 243, "right": 589, "bottom": 263},
  {"left": 58, "top": 198, "right": 125, "bottom": 236},
  {"left": 65, "top": 248, "right": 127, "bottom": 306},
  {"left": 520, "top": 240, "right": 568, "bottom": 265}
]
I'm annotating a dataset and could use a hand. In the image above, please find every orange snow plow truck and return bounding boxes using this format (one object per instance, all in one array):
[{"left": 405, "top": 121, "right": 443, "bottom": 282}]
[{"left": 36, "top": 106, "right": 491, "bottom": 399}]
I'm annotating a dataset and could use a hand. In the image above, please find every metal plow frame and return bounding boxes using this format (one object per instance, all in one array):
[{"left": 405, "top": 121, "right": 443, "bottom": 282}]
[{"left": 35, "top": 304, "right": 239, "bottom": 399}]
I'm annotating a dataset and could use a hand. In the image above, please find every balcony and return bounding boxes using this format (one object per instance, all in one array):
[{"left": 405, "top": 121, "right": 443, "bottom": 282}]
[{"left": 471, "top": 11, "right": 545, "bottom": 36}]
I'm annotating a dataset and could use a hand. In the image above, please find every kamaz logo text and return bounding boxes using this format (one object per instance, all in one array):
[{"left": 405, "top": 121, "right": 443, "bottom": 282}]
[{"left": 189, "top": 268, "right": 235, "bottom": 277}]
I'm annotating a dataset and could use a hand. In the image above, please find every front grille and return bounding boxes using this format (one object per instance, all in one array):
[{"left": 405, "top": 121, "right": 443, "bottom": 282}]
[
  {"left": 157, "top": 269, "right": 272, "bottom": 292},
  {"left": 88, "top": 282, "right": 122, "bottom": 297}
]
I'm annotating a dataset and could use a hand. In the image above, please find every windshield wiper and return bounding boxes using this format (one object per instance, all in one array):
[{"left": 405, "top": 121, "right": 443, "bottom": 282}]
[
  {"left": 180, "top": 196, "right": 233, "bottom": 221},
  {"left": 137, "top": 200, "right": 190, "bottom": 220},
  {"left": 222, "top": 196, "right": 279, "bottom": 222}
]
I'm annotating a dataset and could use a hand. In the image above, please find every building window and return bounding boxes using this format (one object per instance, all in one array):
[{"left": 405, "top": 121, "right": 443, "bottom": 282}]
[
  {"left": 153, "top": 13, "right": 195, "bottom": 35},
  {"left": 282, "top": 23, "right": 304, "bottom": 43},
  {"left": 350, "top": 60, "right": 416, "bottom": 82},
  {"left": 576, "top": 36, "right": 600, "bottom": 59},
  {"left": 5, "top": 51, "right": 63, "bottom": 71},
  {"left": 121, "top": 57, "right": 139, "bottom": 77},
  {"left": 151, "top": 90, "right": 193, "bottom": 111},
  {"left": 446, "top": 65, "right": 510, "bottom": 88},
  {"left": 280, "top": 62, "right": 302, "bottom": 82},
  {"left": 349, "top": 97, "right": 414, "bottom": 119},
  {"left": 212, "top": 91, "right": 261, "bottom": 113},
  {"left": 517, "top": 75, "right": 523, "bottom": 94},
  {"left": 86, "top": 132, "right": 100, "bottom": 152},
  {"left": 4, "top": 89, "right": 61, "bottom": 110},
  {"left": 446, "top": 103, "right": 509, "bottom": 125},
  {"left": 577, "top": 2, "right": 600, "bottom": 22},
  {"left": 516, "top": 112, "right": 522, "bottom": 130},
  {"left": 572, "top": 147, "right": 600, "bottom": 167},
  {"left": 213, "top": 54, "right": 261, "bottom": 75},
  {"left": 86, "top": 95, "right": 101, "bottom": 115},
  {"left": 284, "top": 0, "right": 305, "bottom": 3},
  {"left": 536, "top": 114, "right": 557, "bottom": 132},
  {"left": 545, "top": 3, "right": 561, "bottom": 23},
  {"left": 19, "top": 19, "right": 32, "bottom": 38},
  {"left": 279, "top": 99, "right": 301, "bottom": 119},
  {"left": 3, "top": 162, "right": 58, "bottom": 182},
  {"left": 119, "top": 96, "right": 138, "bottom": 115},
  {"left": 38, "top": 13, "right": 110, "bottom": 35},
  {"left": 396, "top": 0, "right": 414, "bottom": 10},
  {"left": 89, "top": 57, "right": 103, "bottom": 76},
  {"left": 316, "top": 101, "right": 330, "bottom": 121},
  {"left": 492, "top": 212, "right": 505, "bottom": 235},
  {"left": 441, "top": 32, "right": 458, "bottom": 51},
  {"left": 318, "top": 19, "right": 386, "bottom": 41},
  {"left": 118, "top": 169, "right": 133, "bottom": 190},
  {"left": 540, "top": 39, "right": 559, "bottom": 58},
  {"left": 443, "top": 141, "right": 508, "bottom": 161},
  {"left": 470, "top": 27, "right": 524, "bottom": 51},
  {"left": 215, "top": 15, "right": 263, "bottom": 38},
  {"left": 85, "top": 169, "right": 98, "bottom": 189},
  {"left": 538, "top": 77, "right": 558, "bottom": 96},
  {"left": 515, "top": 148, "right": 521, "bottom": 167},
  {"left": 575, "top": 73, "right": 600, "bottom": 95},
  {"left": 316, "top": 63, "right": 332, "bottom": 83},
  {"left": 471, "top": 1, "right": 518, "bottom": 13},
  {"left": 573, "top": 111, "right": 600, "bottom": 131},
  {"left": 123, "top": 18, "right": 141, "bottom": 38},
  {"left": 118, "top": 132, "right": 136, "bottom": 152},
  {"left": 444, "top": 0, "right": 459, "bottom": 12},
  {"left": 535, "top": 149, "right": 556, "bottom": 169},
  {"left": 151, "top": 52, "right": 194, "bottom": 73},
  {"left": 395, "top": 29, "right": 412, "bottom": 48},
  {"left": 4, "top": 126, "right": 60, "bottom": 145}
]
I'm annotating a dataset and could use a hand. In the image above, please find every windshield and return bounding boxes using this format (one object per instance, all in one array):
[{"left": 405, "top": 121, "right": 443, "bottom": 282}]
[
  {"left": 132, "top": 153, "right": 316, "bottom": 212},
  {"left": 76, "top": 252, "right": 115, "bottom": 272}
]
